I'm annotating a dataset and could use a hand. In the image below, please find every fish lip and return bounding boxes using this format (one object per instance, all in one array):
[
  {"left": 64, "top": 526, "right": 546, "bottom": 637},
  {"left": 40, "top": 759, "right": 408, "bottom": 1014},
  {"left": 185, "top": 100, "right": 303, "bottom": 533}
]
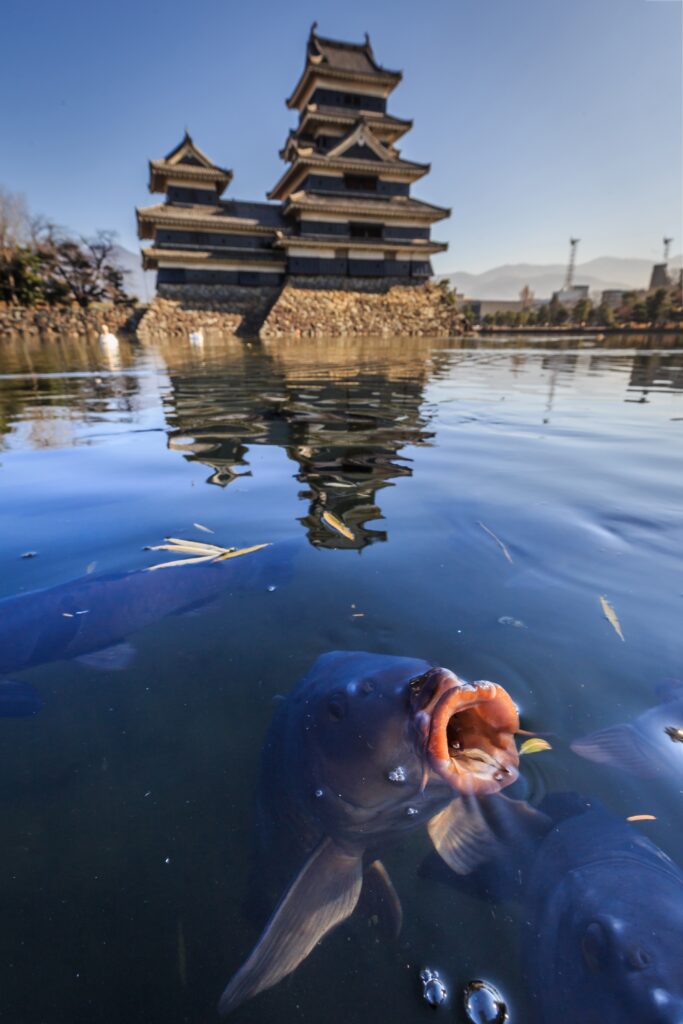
[{"left": 414, "top": 673, "right": 520, "bottom": 796}]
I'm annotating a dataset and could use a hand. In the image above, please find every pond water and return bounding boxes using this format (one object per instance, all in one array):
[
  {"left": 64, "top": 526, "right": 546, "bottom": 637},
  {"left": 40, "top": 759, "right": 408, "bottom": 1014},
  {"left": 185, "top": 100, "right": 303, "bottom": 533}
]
[{"left": 0, "top": 330, "right": 682, "bottom": 1024}]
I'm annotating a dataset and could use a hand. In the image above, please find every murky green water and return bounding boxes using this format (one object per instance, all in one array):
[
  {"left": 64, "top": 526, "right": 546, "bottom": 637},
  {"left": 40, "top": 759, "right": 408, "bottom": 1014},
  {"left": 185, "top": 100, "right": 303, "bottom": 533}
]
[{"left": 0, "top": 330, "right": 681, "bottom": 1023}]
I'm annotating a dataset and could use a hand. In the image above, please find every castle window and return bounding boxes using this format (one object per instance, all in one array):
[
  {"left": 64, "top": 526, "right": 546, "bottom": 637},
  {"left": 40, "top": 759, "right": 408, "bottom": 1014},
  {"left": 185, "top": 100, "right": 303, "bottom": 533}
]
[
  {"left": 349, "top": 222, "right": 382, "bottom": 239},
  {"left": 344, "top": 174, "right": 377, "bottom": 192}
]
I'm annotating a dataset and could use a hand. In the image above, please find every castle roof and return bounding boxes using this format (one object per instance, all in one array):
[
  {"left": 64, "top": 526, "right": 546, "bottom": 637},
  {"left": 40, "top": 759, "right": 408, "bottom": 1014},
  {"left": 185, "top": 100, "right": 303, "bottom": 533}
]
[
  {"left": 148, "top": 132, "right": 232, "bottom": 193},
  {"left": 287, "top": 24, "right": 402, "bottom": 109},
  {"left": 298, "top": 105, "right": 412, "bottom": 141},
  {"left": 272, "top": 234, "right": 447, "bottom": 256},
  {"left": 284, "top": 192, "right": 450, "bottom": 222},
  {"left": 269, "top": 150, "right": 430, "bottom": 201},
  {"left": 136, "top": 200, "right": 284, "bottom": 239}
]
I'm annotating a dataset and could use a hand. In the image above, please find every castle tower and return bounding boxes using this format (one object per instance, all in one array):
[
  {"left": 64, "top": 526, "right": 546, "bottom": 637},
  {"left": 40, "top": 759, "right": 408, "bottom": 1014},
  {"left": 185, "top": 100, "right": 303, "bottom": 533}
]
[
  {"left": 268, "top": 25, "right": 450, "bottom": 283},
  {"left": 136, "top": 132, "right": 285, "bottom": 292}
]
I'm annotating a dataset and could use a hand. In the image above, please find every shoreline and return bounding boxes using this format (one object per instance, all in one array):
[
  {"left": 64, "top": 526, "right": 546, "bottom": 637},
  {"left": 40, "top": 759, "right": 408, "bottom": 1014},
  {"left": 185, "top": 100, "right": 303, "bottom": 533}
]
[{"left": 477, "top": 324, "right": 682, "bottom": 336}]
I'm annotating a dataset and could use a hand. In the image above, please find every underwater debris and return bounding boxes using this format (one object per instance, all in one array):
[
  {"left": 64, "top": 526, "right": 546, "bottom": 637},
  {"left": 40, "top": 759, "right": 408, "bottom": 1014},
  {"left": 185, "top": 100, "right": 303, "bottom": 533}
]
[
  {"left": 519, "top": 737, "right": 552, "bottom": 755},
  {"left": 145, "top": 538, "right": 270, "bottom": 571},
  {"left": 599, "top": 595, "right": 625, "bottom": 642},
  {"left": 478, "top": 522, "right": 513, "bottom": 564}
]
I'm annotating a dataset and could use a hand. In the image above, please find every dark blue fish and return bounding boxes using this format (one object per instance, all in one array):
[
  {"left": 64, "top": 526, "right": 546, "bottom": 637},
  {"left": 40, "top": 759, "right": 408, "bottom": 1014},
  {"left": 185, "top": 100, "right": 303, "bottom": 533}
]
[
  {"left": 571, "top": 683, "right": 683, "bottom": 781},
  {"left": 523, "top": 795, "right": 683, "bottom": 1023},
  {"left": 422, "top": 792, "right": 683, "bottom": 1024},
  {"left": 0, "top": 680, "right": 43, "bottom": 717},
  {"left": 0, "top": 542, "right": 292, "bottom": 698},
  {"left": 219, "top": 651, "right": 521, "bottom": 1015}
]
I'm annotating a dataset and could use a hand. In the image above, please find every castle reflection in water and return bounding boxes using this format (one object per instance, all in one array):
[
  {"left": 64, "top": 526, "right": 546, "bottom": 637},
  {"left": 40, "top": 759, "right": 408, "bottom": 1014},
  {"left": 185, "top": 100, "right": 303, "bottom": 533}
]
[
  {"left": 1, "top": 331, "right": 682, "bottom": 551},
  {"left": 162, "top": 337, "right": 440, "bottom": 549}
]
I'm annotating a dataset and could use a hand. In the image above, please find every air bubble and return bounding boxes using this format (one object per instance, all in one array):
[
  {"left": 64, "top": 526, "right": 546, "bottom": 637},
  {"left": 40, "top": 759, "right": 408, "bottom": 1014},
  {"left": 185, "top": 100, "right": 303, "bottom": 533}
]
[
  {"left": 420, "top": 968, "right": 447, "bottom": 1006},
  {"left": 388, "top": 766, "right": 407, "bottom": 783}
]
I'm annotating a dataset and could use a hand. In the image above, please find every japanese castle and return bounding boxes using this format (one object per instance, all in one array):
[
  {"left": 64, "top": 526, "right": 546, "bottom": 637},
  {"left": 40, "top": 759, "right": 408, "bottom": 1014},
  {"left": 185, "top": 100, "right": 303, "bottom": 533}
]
[{"left": 137, "top": 25, "right": 450, "bottom": 292}]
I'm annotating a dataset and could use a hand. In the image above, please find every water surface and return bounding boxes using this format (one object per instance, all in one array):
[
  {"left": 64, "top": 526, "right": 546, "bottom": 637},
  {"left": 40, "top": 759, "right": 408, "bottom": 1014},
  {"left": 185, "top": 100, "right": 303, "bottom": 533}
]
[{"left": 1, "top": 330, "right": 682, "bottom": 1023}]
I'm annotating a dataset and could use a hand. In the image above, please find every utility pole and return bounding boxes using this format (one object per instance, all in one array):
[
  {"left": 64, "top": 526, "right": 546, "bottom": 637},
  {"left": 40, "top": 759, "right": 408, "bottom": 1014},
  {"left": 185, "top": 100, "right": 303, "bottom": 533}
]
[
  {"left": 563, "top": 238, "right": 580, "bottom": 290},
  {"left": 663, "top": 237, "right": 673, "bottom": 264}
]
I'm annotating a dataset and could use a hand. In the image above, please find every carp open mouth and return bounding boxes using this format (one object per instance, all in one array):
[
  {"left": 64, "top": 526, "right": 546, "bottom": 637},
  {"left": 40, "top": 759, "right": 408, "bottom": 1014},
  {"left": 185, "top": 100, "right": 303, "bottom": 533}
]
[{"left": 410, "top": 668, "right": 520, "bottom": 796}]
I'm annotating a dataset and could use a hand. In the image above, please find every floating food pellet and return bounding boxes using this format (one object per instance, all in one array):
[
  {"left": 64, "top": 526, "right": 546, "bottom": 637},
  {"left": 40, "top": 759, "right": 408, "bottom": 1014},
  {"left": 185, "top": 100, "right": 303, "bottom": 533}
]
[
  {"left": 463, "top": 979, "right": 508, "bottom": 1023},
  {"left": 420, "top": 968, "right": 447, "bottom": 1006}
]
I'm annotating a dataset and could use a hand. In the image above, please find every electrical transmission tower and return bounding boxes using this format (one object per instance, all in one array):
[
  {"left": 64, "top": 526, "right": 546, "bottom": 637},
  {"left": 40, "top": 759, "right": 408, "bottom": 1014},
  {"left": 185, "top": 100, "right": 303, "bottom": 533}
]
[{"left": 563, "top": 238, "right": 580, "bottom": 290}]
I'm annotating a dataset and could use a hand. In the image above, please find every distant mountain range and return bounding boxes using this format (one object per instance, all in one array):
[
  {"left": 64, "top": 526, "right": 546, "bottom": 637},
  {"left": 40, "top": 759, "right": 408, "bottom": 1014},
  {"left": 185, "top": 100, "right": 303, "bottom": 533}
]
[{"left": 438, "top": 255, "right": 683, "bottom": 301}]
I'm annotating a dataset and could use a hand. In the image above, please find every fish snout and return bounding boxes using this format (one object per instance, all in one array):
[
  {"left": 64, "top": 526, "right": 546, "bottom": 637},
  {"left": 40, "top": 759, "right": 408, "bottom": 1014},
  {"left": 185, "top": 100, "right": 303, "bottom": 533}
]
[
  {"left": 421, "top": 676, "right": 520, "bottom": 796},
  {"left": 410, "top": 667, "right": 460, "bottom": 740},
  {"left": 650, "top": 989, "right": 683, "bottom": 1024}
]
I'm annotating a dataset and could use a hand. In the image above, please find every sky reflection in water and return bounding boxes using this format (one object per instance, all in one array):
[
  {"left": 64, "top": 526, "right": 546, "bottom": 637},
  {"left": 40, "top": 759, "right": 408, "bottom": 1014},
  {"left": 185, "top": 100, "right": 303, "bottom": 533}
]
[{"left": 0, "top": 331, "right": 682, "bottom": 1024}]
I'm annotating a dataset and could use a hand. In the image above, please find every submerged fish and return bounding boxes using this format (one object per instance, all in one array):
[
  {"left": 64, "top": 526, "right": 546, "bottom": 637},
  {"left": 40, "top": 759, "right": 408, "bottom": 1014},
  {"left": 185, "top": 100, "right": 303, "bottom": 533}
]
[
  {"left": 523, "top": 795, "right": 683, "bottom": 1023},
  {"left": 422, "top": 792, "right": 683, "bottom": 1024},
  {"left": 571, "top": 685, "right": 683, "bottom": 779},
  {"left": 0, "top": 541, "right": 289, "bottom": 713},
  {"left": 218, "top": 651, "right": 520, "bottom": 1015}
]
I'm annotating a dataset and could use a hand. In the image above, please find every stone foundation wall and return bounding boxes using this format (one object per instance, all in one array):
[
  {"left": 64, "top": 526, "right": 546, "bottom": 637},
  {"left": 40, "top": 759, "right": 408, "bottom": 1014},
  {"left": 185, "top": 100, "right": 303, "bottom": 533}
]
[
  {"left": 138, "top": 286, "right": 280, "bottom": 340},
  {"left": 261, "top": 282, "right": 463, "bottom": 338},
  {"left": 0, "top": 283, "right": 463, "bottom": 342},
  {"left": 280, "top": 275, "right": 425, "bottom": 293},
  {"left": 0, "top": 304, "right": 140, "bottom": 337}
]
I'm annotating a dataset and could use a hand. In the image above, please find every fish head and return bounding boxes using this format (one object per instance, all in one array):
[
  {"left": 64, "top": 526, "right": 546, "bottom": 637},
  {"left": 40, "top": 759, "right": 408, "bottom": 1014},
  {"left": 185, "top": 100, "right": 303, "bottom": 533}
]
[
  {"left": 532, "top": 817, "right": 683, "bottom": 1024},
  {"left": 575, "top": 892, "right": 683, "bottom": 1023},
  {"left": 294, "top": 652, "right": 520, "bottom": 819}
]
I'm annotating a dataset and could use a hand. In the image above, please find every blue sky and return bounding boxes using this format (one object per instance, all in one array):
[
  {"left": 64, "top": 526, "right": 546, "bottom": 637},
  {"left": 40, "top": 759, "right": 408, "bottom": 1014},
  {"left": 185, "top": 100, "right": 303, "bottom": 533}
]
[{"left": 1, "top": 0, "right": 680, "bottom": 273}]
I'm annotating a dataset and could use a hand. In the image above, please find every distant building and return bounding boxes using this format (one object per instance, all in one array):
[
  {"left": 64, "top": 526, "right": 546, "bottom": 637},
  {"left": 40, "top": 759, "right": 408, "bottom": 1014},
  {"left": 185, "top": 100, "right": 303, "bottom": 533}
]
[
  {"left": 648, "top": 263, "right": 671, "bottom": 291},
  {"left": 552, "top": 285, "right": 590, "bottom": 306},
  {"left": 467, "top": 298, "right": 525, "bottom": 317},
  {"left": 136, "top": 25, "right": 450, "bottom": 296},
  {"left": 601, "top": 289, "right": 624, "bottom": 308}
]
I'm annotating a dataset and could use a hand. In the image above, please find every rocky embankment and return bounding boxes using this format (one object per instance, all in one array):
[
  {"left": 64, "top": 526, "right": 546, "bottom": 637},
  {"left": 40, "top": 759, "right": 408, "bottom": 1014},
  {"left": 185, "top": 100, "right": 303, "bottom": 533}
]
[
  {"left": 137, "top": 286, "right": 281, "bottom": 340},
  {"left": 2, "top": 283, "right": 466, "bottom": 341},
  {"left": 261, "top": 282, "right": 463, "bottom": 338},
  {"left": 0, "top": 304, "right": 140, "bottom": 336},
  {"left": 136, "top": 298, "right": 243, "bottom": 341}
]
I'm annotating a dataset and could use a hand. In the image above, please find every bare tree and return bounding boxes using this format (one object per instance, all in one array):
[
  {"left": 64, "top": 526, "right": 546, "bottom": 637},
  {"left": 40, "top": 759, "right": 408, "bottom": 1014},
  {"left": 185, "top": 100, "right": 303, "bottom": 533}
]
[
  {"left": 0, "top": 187, "right": 30, "bottom": 249},
  {"left": 40, "top": 228, "right": 131, "bottom": 308}
]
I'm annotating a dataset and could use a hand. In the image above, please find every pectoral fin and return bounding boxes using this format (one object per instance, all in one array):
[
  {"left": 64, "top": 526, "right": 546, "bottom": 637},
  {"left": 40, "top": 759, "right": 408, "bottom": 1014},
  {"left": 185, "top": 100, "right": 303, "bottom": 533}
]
[
  {"left": 218, "top": 837, "right": 363, "bottom": 1016},
  {"left": 570, "top": 723, "right": 657, "bottom": 777},
  {"left": 75, "top": 642, "right": 136, "bottom": 671},
  {"left": 428, "top": 797, "right": 501, "bottom": 874},
  {"left": 361, "top": 859, "right": 403, "bottom": 939},
  {"left": 428, "top": 795, "right": 550, "bottom": 875}
]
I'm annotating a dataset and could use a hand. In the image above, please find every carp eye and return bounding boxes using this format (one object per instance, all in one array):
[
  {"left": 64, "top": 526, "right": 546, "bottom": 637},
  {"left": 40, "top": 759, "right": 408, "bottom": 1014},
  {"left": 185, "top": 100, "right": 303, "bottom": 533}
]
[
  {"left": 626, "top": 947, "right": 652, "bottom": 972},
  {"left": 581, "top": 922, "right": 609, "bottom": 973},
  {"left": 327, "top": 696, "right": 347, "bottom": 721}
]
